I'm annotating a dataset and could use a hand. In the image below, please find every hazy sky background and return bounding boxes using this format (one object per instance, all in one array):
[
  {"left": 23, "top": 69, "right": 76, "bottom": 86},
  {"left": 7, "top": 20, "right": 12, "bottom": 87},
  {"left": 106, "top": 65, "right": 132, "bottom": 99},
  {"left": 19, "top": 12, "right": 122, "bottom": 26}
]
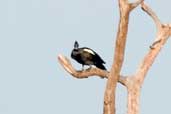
[{"left": 0, "top": 0, "right": 171, "bottom": 114}]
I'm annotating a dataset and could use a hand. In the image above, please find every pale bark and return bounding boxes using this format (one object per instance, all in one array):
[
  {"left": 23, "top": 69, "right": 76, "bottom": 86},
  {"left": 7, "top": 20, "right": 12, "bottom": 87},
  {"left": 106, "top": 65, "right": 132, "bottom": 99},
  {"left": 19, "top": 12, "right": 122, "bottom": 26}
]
[
  {"left": 125, "top": 2, "right": 171, "bottom": 114},
  {"left": 103, "top": 0, "right": 143, "bottom": 114}
]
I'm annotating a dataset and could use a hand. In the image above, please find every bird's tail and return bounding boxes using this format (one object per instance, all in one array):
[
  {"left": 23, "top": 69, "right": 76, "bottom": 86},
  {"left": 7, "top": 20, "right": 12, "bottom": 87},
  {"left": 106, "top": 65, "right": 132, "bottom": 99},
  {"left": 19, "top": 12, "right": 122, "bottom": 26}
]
[{"left": 95, "top": 63, "right": 106, "bottom": 70}]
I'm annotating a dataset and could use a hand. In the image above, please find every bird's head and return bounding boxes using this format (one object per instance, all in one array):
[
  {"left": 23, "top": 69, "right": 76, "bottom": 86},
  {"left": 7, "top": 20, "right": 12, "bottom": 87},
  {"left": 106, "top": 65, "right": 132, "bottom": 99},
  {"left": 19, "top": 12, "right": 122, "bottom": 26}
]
[{"left": 74, "top": 41, "right": 79, "bottom": 49}]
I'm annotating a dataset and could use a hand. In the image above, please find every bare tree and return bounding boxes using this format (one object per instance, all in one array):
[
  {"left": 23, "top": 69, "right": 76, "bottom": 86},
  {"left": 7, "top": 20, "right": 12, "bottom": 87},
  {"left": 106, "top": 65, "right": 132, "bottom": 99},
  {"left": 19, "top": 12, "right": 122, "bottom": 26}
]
[{"left": 58, "top": 1, "right": 171, "bottom": 114}]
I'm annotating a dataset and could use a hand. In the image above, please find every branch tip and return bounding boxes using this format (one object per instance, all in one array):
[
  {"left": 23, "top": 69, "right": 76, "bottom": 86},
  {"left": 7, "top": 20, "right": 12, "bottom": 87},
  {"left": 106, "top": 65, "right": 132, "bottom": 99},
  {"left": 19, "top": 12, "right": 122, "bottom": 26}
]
[
  {"left": 57, "top": 54, "right": 109, "bottom": 79},
  {"left": 141, "top": 2, "right": 162, "bottom": 29}
]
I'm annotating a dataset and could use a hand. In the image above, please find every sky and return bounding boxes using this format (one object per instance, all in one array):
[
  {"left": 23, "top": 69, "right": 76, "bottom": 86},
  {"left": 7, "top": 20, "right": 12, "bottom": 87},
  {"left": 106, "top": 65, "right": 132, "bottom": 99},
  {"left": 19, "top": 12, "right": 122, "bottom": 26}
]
[{"left": 0, "top": 0, "right": 171, "bottom": 114}]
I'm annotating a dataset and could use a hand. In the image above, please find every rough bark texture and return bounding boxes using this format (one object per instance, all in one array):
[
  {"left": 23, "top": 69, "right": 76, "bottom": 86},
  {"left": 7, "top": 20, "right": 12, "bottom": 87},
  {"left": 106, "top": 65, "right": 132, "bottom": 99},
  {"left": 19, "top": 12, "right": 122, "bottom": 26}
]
[{"left": 58, "top": 1, "right": 171, "bottom": 114}]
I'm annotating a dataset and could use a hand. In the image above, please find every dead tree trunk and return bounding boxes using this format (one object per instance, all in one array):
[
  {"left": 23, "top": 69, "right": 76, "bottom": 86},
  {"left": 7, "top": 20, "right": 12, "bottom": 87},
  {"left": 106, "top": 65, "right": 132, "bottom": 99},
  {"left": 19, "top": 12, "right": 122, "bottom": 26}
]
[{"left": 58, "top": 1, "right": 171, "bottom": 114}]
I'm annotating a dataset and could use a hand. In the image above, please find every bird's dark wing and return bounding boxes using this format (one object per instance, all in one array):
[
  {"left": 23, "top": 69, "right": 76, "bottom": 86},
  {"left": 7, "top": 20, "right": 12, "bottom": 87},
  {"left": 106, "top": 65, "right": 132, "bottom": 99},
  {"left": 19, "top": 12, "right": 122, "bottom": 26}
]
[{"left": 81, "top": 47, "right": 106, "bottom": 64}]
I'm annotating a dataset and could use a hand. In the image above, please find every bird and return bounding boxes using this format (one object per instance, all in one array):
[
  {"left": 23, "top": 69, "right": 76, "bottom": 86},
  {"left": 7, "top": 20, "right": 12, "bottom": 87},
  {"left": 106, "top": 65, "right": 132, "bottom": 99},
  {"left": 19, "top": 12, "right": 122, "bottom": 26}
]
[{"left": 71, "top": 41, "right": 106, "bottom": 70}]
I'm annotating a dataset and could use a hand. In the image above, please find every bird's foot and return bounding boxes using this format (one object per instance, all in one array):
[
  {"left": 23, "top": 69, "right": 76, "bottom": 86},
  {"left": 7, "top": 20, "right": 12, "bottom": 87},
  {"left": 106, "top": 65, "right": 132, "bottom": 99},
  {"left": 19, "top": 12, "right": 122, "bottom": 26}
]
[
  {"left": 81, "top": 65, "right": 85, "bottom": 71},
  {"left": 87, "top": 65, "right": 93, "bottom": 70}
]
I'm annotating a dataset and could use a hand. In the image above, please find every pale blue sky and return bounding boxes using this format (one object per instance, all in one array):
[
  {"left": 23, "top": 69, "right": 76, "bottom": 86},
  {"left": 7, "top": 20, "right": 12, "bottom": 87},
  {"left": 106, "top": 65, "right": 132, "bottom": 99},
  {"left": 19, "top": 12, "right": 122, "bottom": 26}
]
[{"left": 0, "top": 0, "right": 171, "bottom": 114}]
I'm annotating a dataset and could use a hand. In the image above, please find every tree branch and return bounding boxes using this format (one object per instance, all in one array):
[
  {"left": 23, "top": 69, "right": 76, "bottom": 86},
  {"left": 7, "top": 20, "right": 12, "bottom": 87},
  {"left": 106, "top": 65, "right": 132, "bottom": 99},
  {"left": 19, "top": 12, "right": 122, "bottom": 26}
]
[
  {"left": 169, "top": 24, "right": 171, "bottom": 35},
  {"left": 141, "top": 2, "right": 162, "bottom": 30},
  {"left": 121, "top": 2, "right": 171, "bottom": 114},
  {"left": 58, "top": 54, "right": 128, "bottom": 86},
  {"left": 136, "top": 26, "right": 170, "bottom": 85},
  {"left": 103, "top": 0, "right": 143, "bottom": 114},
  {"left": 58, "top": 54, "right": 109, "bottom": 78},
  {"left": 134, "top": 2, "right": 171, "bottom": 85},
  {"left": 119, "top": 76, "right": 128, "bottom": 87},
  {"left": 130, "top": 0, "right": 144, "bottom": 10}
]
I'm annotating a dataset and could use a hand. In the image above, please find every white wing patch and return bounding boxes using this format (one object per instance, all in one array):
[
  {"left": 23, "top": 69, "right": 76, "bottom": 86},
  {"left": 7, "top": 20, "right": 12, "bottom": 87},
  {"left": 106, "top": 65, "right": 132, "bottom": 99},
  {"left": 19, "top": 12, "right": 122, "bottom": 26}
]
[{"left": 83, "top": 49, "right": 95, "bottom": 55}]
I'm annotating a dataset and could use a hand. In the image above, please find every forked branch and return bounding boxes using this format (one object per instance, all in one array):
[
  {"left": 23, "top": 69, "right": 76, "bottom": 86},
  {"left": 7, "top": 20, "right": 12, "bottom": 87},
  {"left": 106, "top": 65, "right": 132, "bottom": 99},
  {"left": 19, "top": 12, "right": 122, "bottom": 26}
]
[
  {"left": 130, "top": 0, "right": 144, "bottom": 10},
  {"left": 134, "top": 2, "right": 171, "bottom": 85}
]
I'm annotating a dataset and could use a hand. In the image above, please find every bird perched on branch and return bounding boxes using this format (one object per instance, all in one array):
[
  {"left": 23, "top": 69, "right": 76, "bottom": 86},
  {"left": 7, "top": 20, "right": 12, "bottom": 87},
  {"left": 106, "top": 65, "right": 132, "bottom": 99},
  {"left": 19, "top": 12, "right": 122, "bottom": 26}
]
[{"left": 71, "top": 41, "right": 106, "bottom": 70}]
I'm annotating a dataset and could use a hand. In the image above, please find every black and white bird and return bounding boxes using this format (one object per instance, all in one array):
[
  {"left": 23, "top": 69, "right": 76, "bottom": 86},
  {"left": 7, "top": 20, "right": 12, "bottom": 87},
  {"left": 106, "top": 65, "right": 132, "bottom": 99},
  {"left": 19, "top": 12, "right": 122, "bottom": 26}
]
[{"left": 71, "top": 41, "right": 106, "bottom": 70}]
